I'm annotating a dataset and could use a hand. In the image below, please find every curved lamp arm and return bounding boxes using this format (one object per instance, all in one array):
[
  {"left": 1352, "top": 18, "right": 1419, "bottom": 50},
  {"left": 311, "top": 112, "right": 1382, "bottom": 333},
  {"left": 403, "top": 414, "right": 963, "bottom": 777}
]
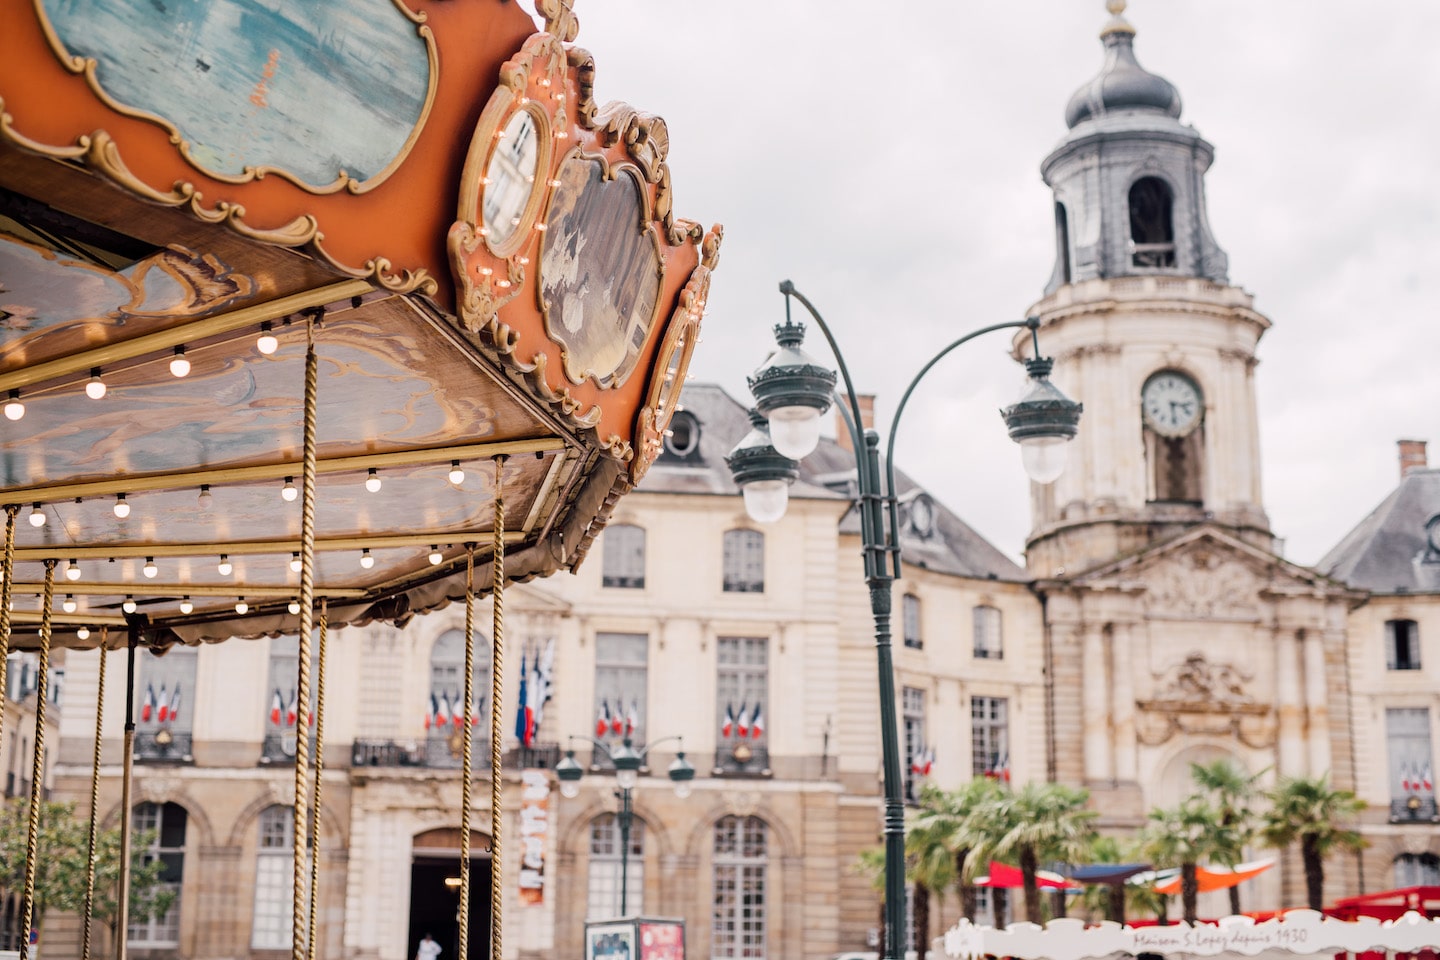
[{"left": 563, "top": 733, "right": 685, "bottom": 763}]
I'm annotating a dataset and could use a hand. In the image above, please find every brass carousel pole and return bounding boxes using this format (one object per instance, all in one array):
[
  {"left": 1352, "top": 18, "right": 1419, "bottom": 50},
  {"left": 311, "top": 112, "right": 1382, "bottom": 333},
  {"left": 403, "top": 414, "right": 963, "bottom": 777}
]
[
  {"left": 490, "top": 457, "right": 507, "bottom": 960},
  {"left": 457, "top": 549, "right": 476, "bottom": 960},
  {"left": 0, "top": 506, "right": 16, "bottom": 748},
  {"left": 18, "top": 560, "right": 57, "bottom": 960},
  {"left": 292, "top": 317, "right": 322, "bottom": 960},
  {"left": 81, "top": 628, "right": 109, "bottom": 960},
  {"left": 115, "top": 627, "right": 137, "bottom": 960},
  {"left": 305, "top": 600, "right": 329, "bottom": 960}
]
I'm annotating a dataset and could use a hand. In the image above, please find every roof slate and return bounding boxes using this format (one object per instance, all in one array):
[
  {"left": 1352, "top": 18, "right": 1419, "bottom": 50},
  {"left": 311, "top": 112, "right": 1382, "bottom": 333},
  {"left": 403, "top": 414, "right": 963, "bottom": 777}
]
[{"left": 1318, "top": 468, "right": 1440, "bottom": 594}]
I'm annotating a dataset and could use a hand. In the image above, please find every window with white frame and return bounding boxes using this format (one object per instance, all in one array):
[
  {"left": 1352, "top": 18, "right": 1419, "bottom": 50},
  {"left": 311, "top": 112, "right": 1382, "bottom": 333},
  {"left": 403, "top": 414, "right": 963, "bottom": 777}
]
[
  {"left": 712, "top": 815, "right": 768, "bottom": 960},
  {"left": 251, "top": 805, "right": 294, "bottom": 949},
  {"left": 903, "top": 686, "right": 925, "bottom": 803},
  {"left": 129, "top": 801, "right": 186, "bottom": 947},
  {"left": 903, "top": 594, "right": 922, "bottom": 649},
  {"left": 587, "top": 813, "right": 644, "bottom": 919},
  {"left": 973, "top": 606, "right": 1003, "bottom": 660},
  {"left": 972, "top": 696, "right": 1009, "bottom": 780},
  {"left": 722, "top": 529, "right": 765, "bottom": 593},
  {"left": 594, "top": 633, "right": 648, "bottom": 751},
  {"left": 717, "top": 637, "right": 768, "bottom": 754},
  {"left": 601, "top": 524, "right": 646, "bottom": 589},
  {"left": 1386, "top": 619, "right": 1422, "bottom": 671},
  {"left": 138, "top": 647, "right": 198, "bottom": 735},
  {"left": 1386, "top": 707, "right": 1434, "bottom": 801},
  {"left": 1394, "top": 852, "right": 1440, "bottom": 888},
  {"left": 428, "top": 628, "right": 489, "bottom": 739}
]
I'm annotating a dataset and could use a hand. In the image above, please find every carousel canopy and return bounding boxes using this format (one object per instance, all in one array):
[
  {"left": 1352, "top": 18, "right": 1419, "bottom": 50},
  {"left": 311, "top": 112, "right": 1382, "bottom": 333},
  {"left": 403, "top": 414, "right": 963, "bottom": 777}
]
[{"left": 0, "top": 0, "right": 721, "bottom": 647}]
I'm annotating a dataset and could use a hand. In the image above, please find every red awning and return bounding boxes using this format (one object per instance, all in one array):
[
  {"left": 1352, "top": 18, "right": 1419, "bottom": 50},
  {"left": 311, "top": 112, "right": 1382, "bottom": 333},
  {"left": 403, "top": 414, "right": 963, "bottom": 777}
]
[{"left": 975, "top": 862, "right": 1080, "bottom": 890}]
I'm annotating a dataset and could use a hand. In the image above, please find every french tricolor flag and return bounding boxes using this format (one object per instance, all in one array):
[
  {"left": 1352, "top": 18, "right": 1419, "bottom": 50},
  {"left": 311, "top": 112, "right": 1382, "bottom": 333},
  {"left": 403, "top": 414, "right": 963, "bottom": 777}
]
[
  {"left": 1424, "top": 763, "right": 1434, "bottom": 793},
  {"left": 167, "top": 683, "right": 182, "bottom": 724},
  {"left": 1402, "top": 762, "right": 1413, "bottom": 792},
  {"left": 624, "top": 699, "right": 638, "bottom": 738},
  {"left": 721, "top": 703, "right": 735, "bottom": 739},
  {"left": 157, "top": 684, "right": 170, "bottom": 723},
  {"left": 736, "top": 701, "right": 749, "bottom": 738},
  {"left": 596, "top": 699, "right": 611, "bottom": 738},
  {"left": 286, "top": 689, "right": 298, "bottom": 727},
  {"left": 748, "top": 703, "right": 764, "bottom": 740},
  {"left": 141, "top": 684, "right": 156, "bottom": 723},
  {"left": 270, "top": 688, "right": 283, "bottom": 726}
]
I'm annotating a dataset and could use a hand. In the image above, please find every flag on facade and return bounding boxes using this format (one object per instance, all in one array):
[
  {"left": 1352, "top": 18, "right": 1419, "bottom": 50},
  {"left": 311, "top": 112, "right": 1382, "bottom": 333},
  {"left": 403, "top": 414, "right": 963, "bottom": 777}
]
[
  {"left": 439, "top": 690, "right": 454, "bottom": 728},
  {"left": 922, "top": 747, "right": 936, "bottom": 776},
  {"left": 286, "top": 688, "right": 298, "bottom": 727},
  {"left": 425, "top": 691, "right": 438, "bottom": 730},
  {"left": 450, "top": 689, "right": 465, "bottom": 727},
  {"left": 471, "top": 695, "right": 483, "bottom": 727},
  {"left": 515, "top": 650, "right": 534, "bottom": 746},
  {"left": 1424, "top": 763, "right": 1434, "bottom": 792},
  {"left": 625, "top": 699, "right": 639, "bottom": 738},
  {"left": 609, "top": 698, "right": 624, "bottom": 735},
  {"left": 531, "top": 639, "right": 555, "bottom": 737},
  {"left": 721, "top": 702, "right": 735, "bottom": 738},
  {"left": 168, "top": 683, "right": 182, "bottom": 724},
  {"left": 985, "top": 751, "right": 1010, "bottom": 782},
  {"left": 749, "top": 702, "right": 764, "bottom": 740},
  {"left": 911, "top": 745, "right": 926, "bottom": 776},
  {"left": 141, "top": 683, "right": 156, "bottom": 723},
  {"left": 1402, "top": 762, "right": 1413, "bottom": 792},
  {"left": 270, "top": 688, "right": 283, "bottom": 726},
  {"left": 157, "top": 683, "right": 170, "bottom": 723},
  {"left": 596, "top": 699, "right": 611, "bottom": 737}
]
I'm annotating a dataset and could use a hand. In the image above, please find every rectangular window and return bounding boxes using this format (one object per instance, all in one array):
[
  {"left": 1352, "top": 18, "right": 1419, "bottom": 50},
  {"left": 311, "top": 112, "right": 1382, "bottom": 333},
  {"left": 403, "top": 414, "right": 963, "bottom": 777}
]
[
  {"left": 903, "top": 686, "right": 925, "bottom": 803},
  {"left": 972, "top": 696, "right": 1009, "bottom": 780},
  {"left": 1386, "top": 620, "right": 1422, "bottom": 671},
  {"left": 137, "top": 648, "right": 198, "bottom": 762},
  {"left": 973, "top": 606, "right": 1003, "bottom": 660},
  {"left": 594, "top": 633, "right": 648, "bottom": 761},
  {"left": 722, "top": 530, "right": 765, "bottom": 593},
  {"left": 586, "top": 816, "right": 644, "bottom": 920},
  {"left": 903, "top": 595, "right": 922, "bottom": 649},
  {"left": 252, "top": 807, "right": 294, "bottom": 949},
  {"left": 1387, "top": 707, "right": 1435, "bottom": 820},
  {"left": 717, "top": 638, "right": 768, "bottom": 772},
  {"left": 601, "top": 525, "right": 646, "bottom": 589}
]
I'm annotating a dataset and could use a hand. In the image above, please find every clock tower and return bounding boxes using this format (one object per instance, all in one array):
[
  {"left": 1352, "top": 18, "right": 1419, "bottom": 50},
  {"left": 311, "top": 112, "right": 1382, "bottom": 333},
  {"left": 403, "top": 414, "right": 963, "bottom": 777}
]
[{"left": 1021, "top": 0, "right": 1273, "bottom": 579}]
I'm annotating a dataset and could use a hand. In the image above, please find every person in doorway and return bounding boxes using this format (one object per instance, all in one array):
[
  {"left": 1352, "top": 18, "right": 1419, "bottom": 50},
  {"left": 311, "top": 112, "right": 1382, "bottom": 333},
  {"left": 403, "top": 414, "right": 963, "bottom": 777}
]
[{"left": 416, "top": 932, "right": 442, "bottom": 960}]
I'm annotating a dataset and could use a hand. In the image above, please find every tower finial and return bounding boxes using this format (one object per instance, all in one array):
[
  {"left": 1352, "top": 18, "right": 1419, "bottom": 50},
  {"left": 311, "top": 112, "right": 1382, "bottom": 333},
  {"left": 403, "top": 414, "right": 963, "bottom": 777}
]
[{"left": 1102, "top": 0, "right": 1136, "bottom": 36}]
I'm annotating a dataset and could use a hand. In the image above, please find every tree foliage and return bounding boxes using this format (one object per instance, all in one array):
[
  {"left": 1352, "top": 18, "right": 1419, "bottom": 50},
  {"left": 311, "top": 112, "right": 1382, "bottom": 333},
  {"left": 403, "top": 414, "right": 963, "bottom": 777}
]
[{"left": 1259, "top": 775, "right": 1366, "bottom": 911}]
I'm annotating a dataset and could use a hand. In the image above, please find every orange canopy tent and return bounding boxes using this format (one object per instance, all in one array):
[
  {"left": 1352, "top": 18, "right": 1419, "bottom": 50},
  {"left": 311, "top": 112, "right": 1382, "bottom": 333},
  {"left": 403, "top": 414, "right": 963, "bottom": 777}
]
[{"left": 1154, "top": 858, "right": 1275, "bottom": 894}]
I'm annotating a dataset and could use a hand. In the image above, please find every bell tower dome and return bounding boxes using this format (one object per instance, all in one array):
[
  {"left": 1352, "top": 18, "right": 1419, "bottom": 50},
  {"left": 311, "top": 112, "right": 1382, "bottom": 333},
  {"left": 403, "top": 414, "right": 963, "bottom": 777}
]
[{"left": 1022, "top": 1, "right": 1274, "bottom": 577}]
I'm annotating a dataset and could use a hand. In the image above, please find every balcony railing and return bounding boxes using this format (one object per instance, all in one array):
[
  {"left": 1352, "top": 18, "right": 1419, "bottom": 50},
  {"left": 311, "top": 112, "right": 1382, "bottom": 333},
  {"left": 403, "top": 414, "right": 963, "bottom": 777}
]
[
  {"left": 135, "top": 731, "right": 194, "bottom": 763},
  {"left": 713, "top": 743, "right": 770, "bottom": 777},
  {"left": 1390, "top": 795, "right": 1438, "bottom": 823},
  {"left": 351, "top": 739, "right": 560, "bottom": 772}
]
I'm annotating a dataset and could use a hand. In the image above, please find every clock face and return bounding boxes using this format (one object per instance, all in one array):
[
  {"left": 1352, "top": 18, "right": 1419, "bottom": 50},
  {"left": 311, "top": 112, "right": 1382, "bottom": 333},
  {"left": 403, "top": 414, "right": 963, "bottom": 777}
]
[{"left": 1142, "top": 371, "right": 1203, "bottom": 437}]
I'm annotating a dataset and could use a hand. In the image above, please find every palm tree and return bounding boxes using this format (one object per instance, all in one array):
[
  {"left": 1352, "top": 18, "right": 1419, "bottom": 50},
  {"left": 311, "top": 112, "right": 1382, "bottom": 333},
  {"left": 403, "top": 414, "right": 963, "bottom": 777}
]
[
  {"left": 1260, "top": 775, "right": 1366, "bottom": 911},
  {"left": 910, "top": 779, "right": 1005, "bottom": 924},
  {"left": 968, "top": 782, "right": 1097, "bottom": 925},
  {"left": 906, "top": 815, "right": 957, "bottom": 953},
  {"left": 1140, "top": 796, "right": 1224, "bottom": 924},
  {"left": 1190, "top": 758, "right": 1263, "bottom": 915}
]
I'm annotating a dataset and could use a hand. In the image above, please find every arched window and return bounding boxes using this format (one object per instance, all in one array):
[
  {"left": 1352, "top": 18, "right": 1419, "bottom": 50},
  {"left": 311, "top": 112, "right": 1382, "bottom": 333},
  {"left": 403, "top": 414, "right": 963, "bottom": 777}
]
[
  {"left": 722, "top": 529, "right": 765, "bottom": 593},
  {"left": 602, "top": 524, "right": 646, "bottom": 589},
  {"left": 1394, "top": 852, "right": 1440, "bottom": 888},
  {"left": 1054, "top": 202, "right": 1072, "bottom": 285},
  {"left": 251, "top": 805, "right": 295, "bottom": 949},
  {"left": 1129, "top": 176, "right": 1175, "bottom": 268},
  {"left": 130, "top": 801, "right": 187, "bottom": 947},
  {"left": 713, "top": 816, "right": 769, "bottom": 959},
  {"left": 427, "top": 629, "right": 490, "bottom": 765},
  {"left": 587, "top": 814, "right": 645, "bottom": 919}
]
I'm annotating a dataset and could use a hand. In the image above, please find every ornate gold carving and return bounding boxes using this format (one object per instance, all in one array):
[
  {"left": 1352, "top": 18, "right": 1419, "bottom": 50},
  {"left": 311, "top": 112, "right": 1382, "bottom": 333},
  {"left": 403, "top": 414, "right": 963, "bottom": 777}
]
[
  {"left": 29, "top": 0, "right": 439, "bottom": 195},
  {"left": 535, "top": 0, "right": 580, "bottom": 43},
  {"left": 450, "top": 223, "right": 527, "bottom": 333}
]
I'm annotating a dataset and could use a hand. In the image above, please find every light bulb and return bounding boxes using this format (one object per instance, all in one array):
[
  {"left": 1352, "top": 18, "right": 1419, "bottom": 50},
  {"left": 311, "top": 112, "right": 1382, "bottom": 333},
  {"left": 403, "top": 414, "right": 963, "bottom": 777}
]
[
  {"left": 235, "top": 598, "right": 248, "bottom": 614},
  {"left": 62, "top": 595, "right": 77, "bottom": 613},
  {"left": 122, "top": 596, "right": 137, "bottom": 614},
  {"left": 766, "top": 405, "right": 823, "bottom": 460},
  {"left": 143, "top": 557, "right": 158, "bottom": 578},
  {"left": 429, "top": 546, "right": 443, "bottom": 565},
  {"left": 365, "top": 468, "right": 382, "bottom": 493},
  {"left": 290, "top": 553, "right": 302, "bottom": 573},
  {"left": 742, "top": 480, "right": 790, "bottom": 524},
  {"left": 560, "top": 780, "right": 580, "bottom": 799},
  {"left": 113, "top": 494, "right": 130, "bottom": 519},
  {"left": 86, "top": 368, "right": 107, "bottom": 400},
  {"left": 448, "top": 461, "right": 465, "bottom": 485},
  {"left": 3, "top": 390, "right": 23, "bottom": 421},
  {"left": 179, "top": 597, "right": 193, "bottom": 615},
  {"left": 256, "top": 322, "right": 279, "bottom": 355},
  {"left": 65, "top": 559, "right": 81, "bottom": 581},
  {"left": 281, "top": 477, "right": 298, "bottom": 501},
  {"left": 198, "top": 484, "right": 212, "bottom": 507},
  {"left": 1019, "top": 436, "right": 1069, "bottom": 485},
  {"left": 28, "top": 503, "right": 46, "bottom": 527},
  {"left": 360, "top": 549, "right": 374, "bottom": 569},
  {"left": 674, "top": 781, "right": 693, "bottom": 800},
  {"left": 288, "top": 601, "right": 301, "bottom": 615},
  {"left": 169, "top": 345, "right": 190, "bottom": 377},
  {"left": 218, "top": 554, "right": 233, "bottom": 576},
  {"left": 76, "top": 626, "right": 91, "bottom": 641}
]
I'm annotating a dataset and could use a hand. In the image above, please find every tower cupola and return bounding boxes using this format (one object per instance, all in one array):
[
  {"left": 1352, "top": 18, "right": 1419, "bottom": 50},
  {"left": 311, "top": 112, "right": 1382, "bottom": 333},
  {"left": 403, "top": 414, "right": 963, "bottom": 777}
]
[{"left": 1064, "top": 3, "right": 1181, "bottom": 128}]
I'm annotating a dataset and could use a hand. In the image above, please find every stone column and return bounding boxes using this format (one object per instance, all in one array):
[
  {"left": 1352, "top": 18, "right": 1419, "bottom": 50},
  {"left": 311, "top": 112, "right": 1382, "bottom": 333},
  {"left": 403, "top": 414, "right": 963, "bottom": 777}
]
[
  {"left": 1082, "top": 624, "right": 1114, "bottom": 784},
  {"left": 1111, "top": 622, "right": 1138, "bottom": 783},
  {"left": 1275, "top": 628, "right": 1305, "bottom": 775},
  {"left": 1049, "top": 620, "right": 1086, "bottom": 785},
  {"left": 1302, "top": 630, "right": 1333, "bottom": 777}
]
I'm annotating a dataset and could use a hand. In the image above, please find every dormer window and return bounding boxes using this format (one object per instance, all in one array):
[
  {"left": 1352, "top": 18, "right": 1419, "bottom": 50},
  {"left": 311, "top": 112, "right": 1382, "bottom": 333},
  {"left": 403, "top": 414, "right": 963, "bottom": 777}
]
[
  {"left": 661, "top": 409, "right": 701, "bottom": 461},
  {"left": 1129, "top": 176, "right": 1175, "bottom": 268}
]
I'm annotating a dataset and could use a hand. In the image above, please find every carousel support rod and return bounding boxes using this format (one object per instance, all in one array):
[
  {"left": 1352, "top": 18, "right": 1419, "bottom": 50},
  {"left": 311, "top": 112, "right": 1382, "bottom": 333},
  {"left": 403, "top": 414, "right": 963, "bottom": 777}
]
[
  {"left": 115, "top": 627, "right": 138, "bottom": 960},
  {"left": 490, "top": 455, "right": 508, "bottom": 960},
  {"left": 81, "top": 628, "right": 108, "bottom": 960},
  {"left": 19, "top": 561, "right": 56, "bottom": 960},
  {"left": 292, "top": 318, "right": 322, "bottom": 960},
  {"left": 305, "top": 601, "right": 329, "bottom": 960},
  {"left": 458, "top": 549, "right": 476, "bottom": 960},
  {"left": 0, "top": 506, "right": 17, "bottom": 749}
]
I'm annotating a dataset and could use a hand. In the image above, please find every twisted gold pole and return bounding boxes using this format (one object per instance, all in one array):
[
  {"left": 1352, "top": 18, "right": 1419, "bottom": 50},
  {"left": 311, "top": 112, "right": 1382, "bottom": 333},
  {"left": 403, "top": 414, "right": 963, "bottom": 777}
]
[
  {"left": 19, "top": 560, "right": 56, "bottom": 960},
  {"left": 306, "top": 601, "right": 328, "bottom": 960},
  {"left": 458, "top": 548, "right": 476, "bottom": 960},
  {"left": 81, "top": 628, "right": 108, "bottom": 960},
  {"left": 490, "top": 457, "right": 507, "bottom": 960},
  {"left": 292, "top": 321, "right": 321, "bottom": 960},
  {"left": 0, "top": 505, "right": 18, "bottom": 750}
]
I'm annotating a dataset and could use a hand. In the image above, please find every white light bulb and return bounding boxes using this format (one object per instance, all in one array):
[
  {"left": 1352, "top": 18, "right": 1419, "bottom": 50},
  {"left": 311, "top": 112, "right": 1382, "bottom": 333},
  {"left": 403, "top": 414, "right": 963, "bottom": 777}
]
[
  {"left": 62, "top": 595, "right": 77, "bottom": 613},
  {"left": 86, "top": 369, "right": 107, "bottom": 400},
  {"left": 448, "top": 461, "right": 465, "bottom": 485},
  {"left": 257, "top": 323, "right": 279, "bottom": 355},
  {"left": 113, "top": 495, "right": 130, "bottom": 519},
  {"left": 1019, "top": 436, "right": 1069, "bottom": 485},
  {"left": 28, "top": 503, "right": 46, "bottom": 527},
  {"left": 674, "top": 781, "right": 693, "bottom": 800},
  {"left": 766, "top": 405, "right": 823, "bottom": 460},
  {"left": 198, "top": 485, "right": 212, "bottom": 507},
  {"left": 288, "top": 601, "right": 301, "bottom": 615},
  {"left": 742, "top": 480, "right": 790, "bottom": 524},
  {"left": 143, "top": 557, "right": 158, "bottom": 578},
  {"left": 429, "top": 547, "right": 443, "bottom": 565},
  {"left": 65, "top": 560, "right": 81, "bottom": 581},
  {"left": 3, "top": 392, "right": 24, "bottom": 421},
  {"left": 360, "top": 549, "right": 374, "bottom": 569},
  {"left": 290, "top": 553, "right": 302, "bottom": 573},
  {"left": 365, "top": 469, "right": 382, "bottom": 493},
  {"left": 122, "top": 596, "right": 137, "bottom": 614},
  {"left": 560, "top": 780, "right": 580, "bottom": 799},
  {"left": 281, "top": 477, "right": 298, "bottom": 502},
  {"left": 179, "top": 597, "right": 193, "bottom": 615},
  {"left": 170, "top": 346, "right": 190, "bottom": 378},
  {"left": 218, "top": 555, "right": 233, "bottom": 576},
  {"left": 235, "top": 599, "right": 249, "bottom": 614},
  {"left": 76, "top": 626, "right": 91, "bottom": 641}
]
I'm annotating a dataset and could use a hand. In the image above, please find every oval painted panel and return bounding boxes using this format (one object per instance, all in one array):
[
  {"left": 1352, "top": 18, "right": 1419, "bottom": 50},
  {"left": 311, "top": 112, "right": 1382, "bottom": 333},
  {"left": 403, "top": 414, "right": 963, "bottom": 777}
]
[
  {"left": 539, "top": 155, "right": 662, "bottom": 388},
  {"left": 40, "top": 0, "right": 431, "bottom": 187}
]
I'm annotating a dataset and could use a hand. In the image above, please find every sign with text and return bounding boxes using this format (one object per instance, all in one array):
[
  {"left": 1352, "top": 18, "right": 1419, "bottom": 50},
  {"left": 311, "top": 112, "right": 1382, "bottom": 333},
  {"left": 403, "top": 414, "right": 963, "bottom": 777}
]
[{"left": 518, "top": 769, "right": 549, "bottom": 905}]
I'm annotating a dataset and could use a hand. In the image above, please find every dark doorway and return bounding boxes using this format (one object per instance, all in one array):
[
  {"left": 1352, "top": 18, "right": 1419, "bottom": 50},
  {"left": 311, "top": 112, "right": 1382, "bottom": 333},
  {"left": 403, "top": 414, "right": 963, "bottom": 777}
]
[{"left": 408, "top": 856, "right": 491, "bottom": 960}]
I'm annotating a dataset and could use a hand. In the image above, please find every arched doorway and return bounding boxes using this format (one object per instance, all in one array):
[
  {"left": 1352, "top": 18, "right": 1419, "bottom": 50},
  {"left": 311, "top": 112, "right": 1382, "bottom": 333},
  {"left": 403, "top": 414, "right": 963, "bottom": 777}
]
[{"left": 409, "top": 827, "right": 493, "bottom": 960}]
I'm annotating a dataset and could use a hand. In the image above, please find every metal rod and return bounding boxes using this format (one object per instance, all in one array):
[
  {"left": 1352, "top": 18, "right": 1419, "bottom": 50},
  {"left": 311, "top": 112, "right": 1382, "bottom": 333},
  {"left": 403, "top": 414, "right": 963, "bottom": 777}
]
[
  {"left": 458, "top": 549, "right": 476, "bottom": 960},
  {"left": 490, "top": 457, "right": 507, "bottom": 960},
  {"left": 19, "top": 561, "right": 57, "bottom": 960},
  {"left": 0, "top": 506, "right": 17, "bottom": 751},
  {"left": 81, "top": 629, "right": 108, "bottom": 960},
  {"left": 292, "top": 322, "right": 321, "bottom": 960},
  {"left": 305, "top": 601, "right": 329, "bottom": 960},
  {"left": 618, "top": 786, "right": 633, "bottom": 916},
  {"left": 115, "top": 628, "right": 137, "bottom": 960}
]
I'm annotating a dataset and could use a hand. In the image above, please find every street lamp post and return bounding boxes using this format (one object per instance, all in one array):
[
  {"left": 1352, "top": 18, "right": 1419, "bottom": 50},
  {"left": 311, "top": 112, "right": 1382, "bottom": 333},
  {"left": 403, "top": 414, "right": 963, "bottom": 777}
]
[
  {"left": 555, "top": 736, "right": 695, "bottom": 917},
  {"left": 726, "top": 280, "right": 1082, "bottom": 960}
]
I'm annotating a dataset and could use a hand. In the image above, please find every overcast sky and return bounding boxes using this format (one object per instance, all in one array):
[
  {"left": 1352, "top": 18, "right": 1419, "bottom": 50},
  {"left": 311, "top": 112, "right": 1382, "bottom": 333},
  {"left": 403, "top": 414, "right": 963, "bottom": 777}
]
[{"left": 560, "top": 1, "right": 1440, "bottom": 567}]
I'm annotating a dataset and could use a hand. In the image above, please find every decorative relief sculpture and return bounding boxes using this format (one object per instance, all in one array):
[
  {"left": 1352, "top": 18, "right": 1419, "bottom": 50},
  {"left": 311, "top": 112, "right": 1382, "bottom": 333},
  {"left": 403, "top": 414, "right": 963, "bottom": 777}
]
[
  {"left": 1136, "top": 651, "right": 1272, "bottom": 748},
  {"left": 1145, "top": 550, "right": 1260, "bottom": 620}
]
